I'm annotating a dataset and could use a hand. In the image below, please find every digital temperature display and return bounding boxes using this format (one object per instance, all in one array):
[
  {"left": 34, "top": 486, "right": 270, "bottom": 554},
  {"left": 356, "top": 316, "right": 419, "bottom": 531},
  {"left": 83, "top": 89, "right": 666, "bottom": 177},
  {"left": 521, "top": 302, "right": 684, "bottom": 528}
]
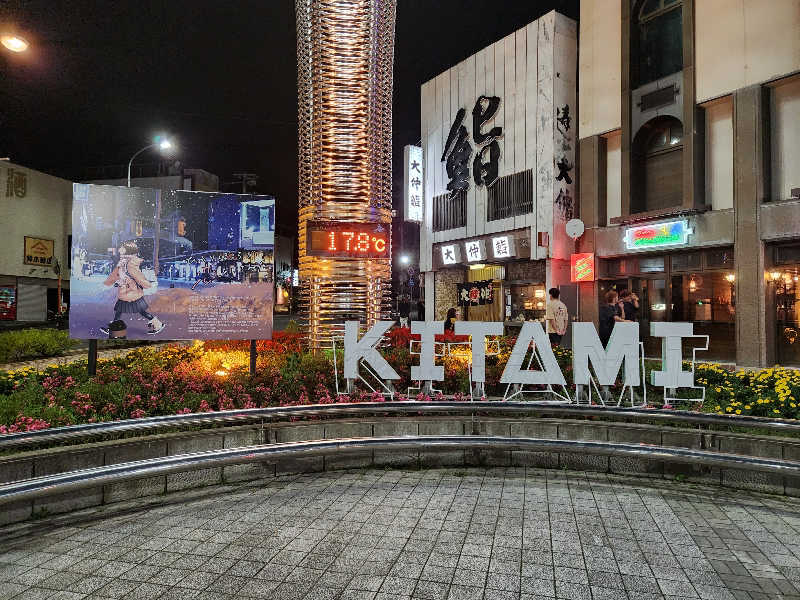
[{"left": 306, "top": 221, "right": 389, "bottom": 259}]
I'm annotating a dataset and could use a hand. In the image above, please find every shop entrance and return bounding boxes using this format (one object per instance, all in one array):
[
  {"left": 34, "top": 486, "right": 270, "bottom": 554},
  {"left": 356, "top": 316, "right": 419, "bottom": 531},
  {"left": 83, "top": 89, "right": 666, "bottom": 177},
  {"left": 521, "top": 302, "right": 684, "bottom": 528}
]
[
  {"left": 600, "top": 277, "right": 666, "bottom": 357},
  {"left": 599, "top": 248, "right": 736, "bottom": 362}
]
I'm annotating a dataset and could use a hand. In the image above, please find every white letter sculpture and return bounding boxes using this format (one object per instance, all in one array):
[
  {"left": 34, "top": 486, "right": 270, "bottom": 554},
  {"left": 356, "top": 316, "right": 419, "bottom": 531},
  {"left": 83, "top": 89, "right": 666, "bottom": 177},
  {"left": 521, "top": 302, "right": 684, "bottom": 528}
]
[
  {"left": 650, "top": 322, "right": 694, "bottom": 388},
  {"left": 572, "top": 322, "right": 640, "bottom": 386},
  {"left": 500, "top": 322, "right": 566, "bottom": 385},
  {"left": 410, "top": 321, "right": 444, "bottom": 382},
  {"left": 344, "top": 321, "right": 400, "bottom": 381},
  {"left": 454, "top": 321, "right": 503, "bottom": 383}
]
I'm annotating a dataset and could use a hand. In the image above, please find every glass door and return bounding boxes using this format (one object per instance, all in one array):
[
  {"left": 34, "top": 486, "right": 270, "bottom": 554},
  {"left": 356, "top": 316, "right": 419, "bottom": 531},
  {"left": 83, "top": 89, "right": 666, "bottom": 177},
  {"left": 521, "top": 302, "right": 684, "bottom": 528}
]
[{"left": 631, "top": 277, "right": 667, "bottom": 357}]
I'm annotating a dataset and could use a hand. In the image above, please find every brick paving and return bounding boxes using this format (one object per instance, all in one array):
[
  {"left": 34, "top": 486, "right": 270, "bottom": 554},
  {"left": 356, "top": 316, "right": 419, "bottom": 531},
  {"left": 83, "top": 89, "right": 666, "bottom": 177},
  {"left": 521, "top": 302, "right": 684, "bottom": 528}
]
[{"left": 2, "top": 468, "right": 800, "bottom": 599}]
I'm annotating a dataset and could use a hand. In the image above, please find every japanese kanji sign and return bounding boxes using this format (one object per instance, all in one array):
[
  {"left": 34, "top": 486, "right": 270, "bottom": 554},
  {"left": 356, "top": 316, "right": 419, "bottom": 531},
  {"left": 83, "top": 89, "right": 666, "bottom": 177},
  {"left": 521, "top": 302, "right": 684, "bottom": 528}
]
[
  {"left": 24, "top": 237, "right": 54, "bottom": 266},
  {"left": 441, "top": 96, "right": 503, "bottom": 197},
  {"left": 403, "top": 145, "right": 424, "bottom": 222},
  {"left": 6, "top": 168, "right": 27, "bottom": 198},
  {"left": 457, "top": 280, "right": 494, "bottom": 306}
]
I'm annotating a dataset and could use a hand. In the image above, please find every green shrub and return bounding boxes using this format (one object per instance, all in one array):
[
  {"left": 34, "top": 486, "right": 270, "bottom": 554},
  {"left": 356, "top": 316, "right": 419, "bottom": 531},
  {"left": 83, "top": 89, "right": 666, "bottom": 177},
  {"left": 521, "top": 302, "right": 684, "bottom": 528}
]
[{"left": 0, "top": 329, "right": 78, "bottom": 364}]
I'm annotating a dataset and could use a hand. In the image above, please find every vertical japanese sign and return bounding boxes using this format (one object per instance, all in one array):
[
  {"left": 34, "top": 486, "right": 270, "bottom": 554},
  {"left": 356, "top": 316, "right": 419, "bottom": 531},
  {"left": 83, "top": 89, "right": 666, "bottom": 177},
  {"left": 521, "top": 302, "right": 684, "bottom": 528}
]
[
  {"left": 551, "top": 21, "right": 577, "bottom": 262},
  {"left": 404, "top": 145, "right": 424, "bottom": 222}
]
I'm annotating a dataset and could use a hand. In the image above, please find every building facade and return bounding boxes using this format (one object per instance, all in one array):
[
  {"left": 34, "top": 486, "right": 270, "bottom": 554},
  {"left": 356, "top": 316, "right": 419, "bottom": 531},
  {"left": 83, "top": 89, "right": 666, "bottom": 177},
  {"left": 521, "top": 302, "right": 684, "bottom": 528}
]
[
  {"left": 0, "top": 161, "right": 72, "bottom": 322},
  {"left": 579, "top": 0, "right": 800, "bottom": 367},
  {"left": 419, "top": 11, "right": 578, "bottom": 328}
]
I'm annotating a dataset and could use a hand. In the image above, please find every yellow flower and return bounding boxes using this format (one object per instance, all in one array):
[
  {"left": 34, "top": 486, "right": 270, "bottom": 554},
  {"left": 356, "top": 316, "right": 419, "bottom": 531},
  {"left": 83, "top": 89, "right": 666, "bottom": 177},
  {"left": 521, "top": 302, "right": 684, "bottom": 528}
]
[{"left": 735, "top": 409, "right": 741, "bottom": 415}]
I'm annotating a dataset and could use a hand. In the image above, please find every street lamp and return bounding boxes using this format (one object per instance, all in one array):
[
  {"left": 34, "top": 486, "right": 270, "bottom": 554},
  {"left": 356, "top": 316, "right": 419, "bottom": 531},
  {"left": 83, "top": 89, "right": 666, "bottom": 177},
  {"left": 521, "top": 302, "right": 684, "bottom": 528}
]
[
  {"left": 1, "top": 35, "right": 29, "bottom": 53},
  {"left": 400, "top": 254, "right": 410, "bottom": 265},
  {"left": 127, "top": 136, "right": 174, "bottom": 187}
]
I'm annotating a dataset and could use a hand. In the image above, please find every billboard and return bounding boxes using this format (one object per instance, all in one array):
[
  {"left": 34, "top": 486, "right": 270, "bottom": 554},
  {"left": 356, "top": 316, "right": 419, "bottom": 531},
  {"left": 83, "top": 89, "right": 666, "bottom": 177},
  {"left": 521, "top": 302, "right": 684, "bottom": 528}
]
[{"left": 70, "top": 184, "right": 274, "bottom": 340}]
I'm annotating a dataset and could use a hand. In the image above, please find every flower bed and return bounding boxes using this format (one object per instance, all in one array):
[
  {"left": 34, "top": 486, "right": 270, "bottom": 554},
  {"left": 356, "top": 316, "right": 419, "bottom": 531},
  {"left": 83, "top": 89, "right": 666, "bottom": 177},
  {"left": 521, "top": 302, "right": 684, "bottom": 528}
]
[{"left": 0, "top": 328, "right": 798, "bottom": 433}]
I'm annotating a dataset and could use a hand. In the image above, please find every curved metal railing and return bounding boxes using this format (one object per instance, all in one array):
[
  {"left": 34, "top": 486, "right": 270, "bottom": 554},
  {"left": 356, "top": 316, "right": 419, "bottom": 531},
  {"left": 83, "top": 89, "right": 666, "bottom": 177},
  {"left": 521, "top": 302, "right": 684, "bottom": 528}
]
[
  {"left": 2, "top": 401, "right": 799, "bottom": 452},
  {"left": 2, "top": 435, "right": 800, "bottom": 506}
]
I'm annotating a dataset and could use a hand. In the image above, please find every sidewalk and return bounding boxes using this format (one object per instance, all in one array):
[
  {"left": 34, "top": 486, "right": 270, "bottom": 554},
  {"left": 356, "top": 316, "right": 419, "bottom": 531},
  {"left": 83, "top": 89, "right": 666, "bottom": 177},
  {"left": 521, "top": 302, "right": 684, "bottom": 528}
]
[{"left": 0, "top": 342, "right": 184, "bottom": 373}]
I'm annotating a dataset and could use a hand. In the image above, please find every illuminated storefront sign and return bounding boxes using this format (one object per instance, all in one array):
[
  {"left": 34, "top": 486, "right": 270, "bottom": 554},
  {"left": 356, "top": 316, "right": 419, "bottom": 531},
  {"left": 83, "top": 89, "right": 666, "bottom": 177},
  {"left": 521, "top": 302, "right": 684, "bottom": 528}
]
[
  {"left": 491, "top": 235, "right": 516, "bottom": 259},
  {"left": 403, "top": 145, "right": 423, "bottom": 222},
  {"left": 570, "top": 253, "right": 595, "bottom": 282},
  {"left": 464, "top": 239, "right": 486, "bottom": 263},
  {"left": 624, "top": 220, "right": 692, "bottom": 250},
  {"left": 441, "top": 244, "right": 460, "bottom": 265},
  {"left": 306, "top": 221, "right": 389, "bottom": 259}
]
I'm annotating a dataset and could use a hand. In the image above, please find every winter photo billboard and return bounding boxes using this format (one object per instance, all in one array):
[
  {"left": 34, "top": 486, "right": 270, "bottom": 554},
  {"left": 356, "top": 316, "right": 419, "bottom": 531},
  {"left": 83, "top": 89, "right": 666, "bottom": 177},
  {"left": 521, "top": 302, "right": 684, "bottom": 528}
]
[{"left": 70, "top": 184, "right": 274, "bottom": 340}]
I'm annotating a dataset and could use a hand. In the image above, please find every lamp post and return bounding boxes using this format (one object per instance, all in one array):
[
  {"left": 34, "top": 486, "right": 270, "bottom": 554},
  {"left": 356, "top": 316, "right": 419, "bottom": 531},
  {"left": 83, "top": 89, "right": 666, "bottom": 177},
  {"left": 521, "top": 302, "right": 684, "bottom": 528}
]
[
  {"left": 127, "top": 137, "right": 173, "bottom": 279},
  {"left": 127, "top": 138, "right": 172, "bottom": 188}
]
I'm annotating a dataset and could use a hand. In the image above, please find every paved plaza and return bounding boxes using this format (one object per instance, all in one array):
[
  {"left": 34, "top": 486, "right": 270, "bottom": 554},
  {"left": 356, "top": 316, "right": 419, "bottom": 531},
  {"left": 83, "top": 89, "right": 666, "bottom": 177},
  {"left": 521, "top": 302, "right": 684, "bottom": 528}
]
[{"left": 2, "top": 468, "right": 800, "bottom": 600}]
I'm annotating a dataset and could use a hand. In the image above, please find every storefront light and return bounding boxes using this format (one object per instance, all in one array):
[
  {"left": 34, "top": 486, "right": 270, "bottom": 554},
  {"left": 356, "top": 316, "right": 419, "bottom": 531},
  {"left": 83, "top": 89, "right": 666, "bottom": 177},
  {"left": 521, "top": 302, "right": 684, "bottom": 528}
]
[
  {"left": 725, "top": 273, "right": 735, "bottom": 283},
  {"left": 770, "top": 270, "right": 782, "bottom": 282}
]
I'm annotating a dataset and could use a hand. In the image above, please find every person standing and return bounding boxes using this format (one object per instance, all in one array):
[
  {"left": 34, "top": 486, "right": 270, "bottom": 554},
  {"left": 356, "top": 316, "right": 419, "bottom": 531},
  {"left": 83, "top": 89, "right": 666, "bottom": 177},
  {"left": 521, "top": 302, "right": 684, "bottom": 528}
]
[
  {"left": 545, "top": 288, "right": 569, "bottom": 346},
  {"left": 444, "top": 307, "right": 457, "bottom": 332},
  {"left": 398, "top": 295, "right": 410, "bottom": 328},
  {"left": 619, "top": 289, "right": 639, "bottom": 322},
  {"left": 599, "top": 290, "right": 627, "bottom": 347}
]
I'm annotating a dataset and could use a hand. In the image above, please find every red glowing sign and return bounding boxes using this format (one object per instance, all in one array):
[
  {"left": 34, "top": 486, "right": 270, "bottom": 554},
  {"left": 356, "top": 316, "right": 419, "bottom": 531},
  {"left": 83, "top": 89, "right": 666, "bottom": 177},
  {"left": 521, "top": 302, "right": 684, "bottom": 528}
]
[
  {"left": 570, "top": 253, "right": 595, "bottom": 282},
  {"left": 306, "top": 221, "right": 389, "bottom": 259}
]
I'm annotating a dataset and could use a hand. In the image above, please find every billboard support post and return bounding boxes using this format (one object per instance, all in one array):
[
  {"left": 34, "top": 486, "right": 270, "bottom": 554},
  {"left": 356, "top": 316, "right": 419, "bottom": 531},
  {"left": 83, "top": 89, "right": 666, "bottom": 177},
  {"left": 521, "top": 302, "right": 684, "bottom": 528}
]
[
  {"left": 88, "top": 339, "right": 97, "bottom": 376},
  {"left": 249, "top": 339, "right": 257, "bottom": 376}
]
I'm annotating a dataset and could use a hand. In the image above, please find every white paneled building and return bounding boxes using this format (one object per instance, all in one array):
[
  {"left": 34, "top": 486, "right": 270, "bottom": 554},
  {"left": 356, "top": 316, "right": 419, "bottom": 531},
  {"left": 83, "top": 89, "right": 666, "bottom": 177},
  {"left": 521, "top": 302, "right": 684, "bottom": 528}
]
[{"left": 419, "top": 11, "right": 578, "bottom": 324}]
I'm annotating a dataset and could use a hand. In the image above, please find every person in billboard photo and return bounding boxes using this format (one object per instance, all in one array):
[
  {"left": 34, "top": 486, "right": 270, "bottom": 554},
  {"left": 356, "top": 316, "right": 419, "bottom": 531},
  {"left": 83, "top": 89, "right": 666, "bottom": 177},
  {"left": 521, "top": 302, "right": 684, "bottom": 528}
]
[{"left": 100, "top": 241, "right": 165, "bottom": 335}]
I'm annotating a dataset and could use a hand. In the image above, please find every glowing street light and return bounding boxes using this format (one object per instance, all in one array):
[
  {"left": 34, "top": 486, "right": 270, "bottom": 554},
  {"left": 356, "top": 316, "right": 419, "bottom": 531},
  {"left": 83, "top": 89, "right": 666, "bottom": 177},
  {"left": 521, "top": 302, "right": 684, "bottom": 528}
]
[
  {"left": 127, "top": 135, "right": 175, "bottom": 187},
  {"left": 400, "top": 254, "right": 410, "bottom": 265},
  {"left": 1, "top": 35, "right": 29, "bottom": 53}
]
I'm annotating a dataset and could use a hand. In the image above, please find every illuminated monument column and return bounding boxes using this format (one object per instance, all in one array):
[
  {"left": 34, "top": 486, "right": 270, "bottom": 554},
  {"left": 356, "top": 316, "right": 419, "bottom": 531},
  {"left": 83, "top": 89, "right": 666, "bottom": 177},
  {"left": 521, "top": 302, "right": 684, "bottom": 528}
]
[{"left": 296, "top": 0, "right": 396, "bottom": 348}]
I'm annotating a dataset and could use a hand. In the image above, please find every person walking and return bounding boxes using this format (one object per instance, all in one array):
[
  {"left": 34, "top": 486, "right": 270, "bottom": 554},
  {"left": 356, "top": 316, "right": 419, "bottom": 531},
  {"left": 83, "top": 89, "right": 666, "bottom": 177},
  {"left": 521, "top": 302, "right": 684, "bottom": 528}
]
[
  {"left": 599, "top": 290, "right": 627, "bottom": 347},
  {"left": 545, "top": 287, "right": 569, "bottom": 346}
]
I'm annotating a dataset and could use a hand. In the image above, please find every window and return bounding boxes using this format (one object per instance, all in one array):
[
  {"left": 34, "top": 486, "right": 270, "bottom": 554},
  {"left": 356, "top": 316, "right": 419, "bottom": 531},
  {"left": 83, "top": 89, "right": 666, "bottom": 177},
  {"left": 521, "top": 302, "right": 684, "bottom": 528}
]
[
  {"left": 770, "top": 77, "right": 800, "bottom": 201},
  {"left": 432, "top": 190, "right": 466, "bottom": 232},
  {"left": 632, "top": 0, "right": 683, "bottom": 88},
  {"left": 631, "top": 116, "right": 684, "bottom": 213},
  {"left": 487, "top": 169, "right": 534, "bottom": 221}
]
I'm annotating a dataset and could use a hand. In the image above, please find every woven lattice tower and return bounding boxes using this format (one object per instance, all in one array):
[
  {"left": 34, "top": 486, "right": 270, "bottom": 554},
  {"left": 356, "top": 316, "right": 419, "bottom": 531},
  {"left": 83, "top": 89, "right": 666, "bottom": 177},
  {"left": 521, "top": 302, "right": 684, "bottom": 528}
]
[{"left": 296, "top": 0, "right": 396, "bottom": 348}]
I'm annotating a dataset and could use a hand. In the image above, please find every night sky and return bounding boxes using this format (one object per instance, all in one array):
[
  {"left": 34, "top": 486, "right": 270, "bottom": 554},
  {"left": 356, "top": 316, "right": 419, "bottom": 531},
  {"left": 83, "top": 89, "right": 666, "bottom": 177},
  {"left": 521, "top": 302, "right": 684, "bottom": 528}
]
[{"left": 0, "top": 0, "right": 579, "bottom": 234}]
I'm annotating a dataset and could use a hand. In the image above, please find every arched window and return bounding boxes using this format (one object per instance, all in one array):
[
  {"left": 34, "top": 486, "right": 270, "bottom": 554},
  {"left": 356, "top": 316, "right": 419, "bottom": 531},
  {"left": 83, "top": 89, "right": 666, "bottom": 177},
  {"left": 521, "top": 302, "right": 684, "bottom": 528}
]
[
  {"left": 632, "top": 0, "right": 682, "bottom": 88},
  {"left": 631, "top": 116, "right": 683, "bottom": 213}
]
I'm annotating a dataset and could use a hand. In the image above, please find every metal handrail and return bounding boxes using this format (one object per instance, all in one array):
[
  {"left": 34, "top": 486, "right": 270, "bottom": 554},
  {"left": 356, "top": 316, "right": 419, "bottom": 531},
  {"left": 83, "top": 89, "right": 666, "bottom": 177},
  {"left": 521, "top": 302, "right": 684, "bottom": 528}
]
[
  {"left": 2, "top": 435, "right": 800, "bottom": 506},
  {"left": 2, "top": 401, "right": 799, "bottom": 452}
]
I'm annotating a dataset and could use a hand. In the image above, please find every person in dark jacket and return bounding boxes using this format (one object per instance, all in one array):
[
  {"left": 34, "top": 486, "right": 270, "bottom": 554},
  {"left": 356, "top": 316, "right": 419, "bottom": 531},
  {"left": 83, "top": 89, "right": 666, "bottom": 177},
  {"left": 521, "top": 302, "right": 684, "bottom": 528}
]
[
  {"left": 444, "top": 307, "right": 457, "bottom": 332},
  {"left": 598, "top": 290, "right": 627, "bottom": 346},
  {"left": 619, "top": 288, "right": 639, "bottom": 322}
]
